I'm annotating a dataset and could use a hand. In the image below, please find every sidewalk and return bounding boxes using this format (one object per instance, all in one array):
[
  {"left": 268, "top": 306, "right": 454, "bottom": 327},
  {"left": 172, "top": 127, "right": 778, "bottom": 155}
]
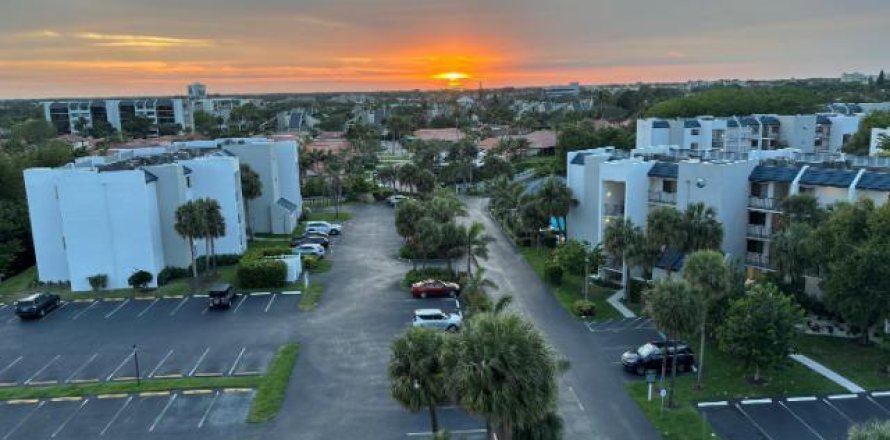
[
  {"left": 789, "top": 353, "right": 866, "bottom": 393},
  {"left": 607, "top": 289, "right": 636, "bottom": 318}
]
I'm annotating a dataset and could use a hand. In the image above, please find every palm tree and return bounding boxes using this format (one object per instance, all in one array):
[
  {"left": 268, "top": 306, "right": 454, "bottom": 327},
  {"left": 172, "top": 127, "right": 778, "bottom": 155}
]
[
  {"left": 644, "top": 279, "right": 700, "bottom": 407},
  {"left": 603, "top": 218, "right": 640, "bottom": 294},
  {"left": 682, "top": 250, "right": 728, "bottom": 389},
  {"left": 389, "top": 327, "right": 447, "bottom": 435},
  {"left": 462, "top": 222, "right": 493, "bottom": 276},
  {"left": 174, "top": 200, "right": 205, "bottom": 278},
  {"left": 398, "top": 163, "right": 420, "bottom": 193},
  {"left": 536, "top": 177, "right": 574, "bottom": 236},
  {"left": 646, "top": 206, "right": 685, "bottom": 251},
  {"left": 489, "top": 177, "right": 525, "bottom": 229},
  {"left": 203, "top": 198, "right": 226, "bottom": 271},
  {"left": 461, "top": 267, "right": 500, "bottom": 313},
  {"left": 444, "top": 313, "right": 560, "bottom": 440},
  {"left": 682, "top": 203, "right": 723, "bottom": 251},
  {"left": 771, "top": 222, "right": 814, "bottom": 284},
  {"left": 240, "top": 164, "right": 262, "bottom": 239}
]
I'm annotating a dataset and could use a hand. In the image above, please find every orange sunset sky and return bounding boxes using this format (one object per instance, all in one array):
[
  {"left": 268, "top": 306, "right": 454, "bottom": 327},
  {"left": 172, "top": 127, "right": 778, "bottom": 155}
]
[{"left": 1, "top": 0, "right": 888, "bottom": 98}]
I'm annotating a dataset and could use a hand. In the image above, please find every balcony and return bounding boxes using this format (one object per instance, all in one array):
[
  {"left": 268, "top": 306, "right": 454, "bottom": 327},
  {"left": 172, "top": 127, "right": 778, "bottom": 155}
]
[
  {"left": 602, "top": 203, "right": 625, "bottom": 217},
  {"left": 748, "top": 196, "right": 782, "bottom": 212},
  {"left": 745, "top": 252, "right": 773, "bottom": 270},
  {"left": 746, "top": 224, "right": 772, "bottom": 240},
  {"left": 602, "top": 257, "right": 623, "bottom": 273},
  {"left": 648, "top": 191, "right": 677, "bottom": 205}
]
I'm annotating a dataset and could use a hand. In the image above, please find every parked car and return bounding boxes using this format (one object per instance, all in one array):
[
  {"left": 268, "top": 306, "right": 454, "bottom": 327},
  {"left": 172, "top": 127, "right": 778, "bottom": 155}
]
[
  {"left": 300, "top": 231, "right": 330, "bottom": 240},
  {"left": 207, "top": 283, "right": 237, "bottom": 309},
  {"left": 387, "top": 195, "right": 409, "bottom": 207},
  {"left": 305, "top": 221, "right": 342, "bottom": 236},
  {"left": 15, "top": 292, "right": 61, "bottom": 319},
  {"left": 411, "top": 279, "right": 461, "bottom": 298},
  {"left": 620, "top": 341, "right": 696, "bottom": 375},
  {"left": 291, "top": 235, "right": 329, "bottom": 249},
  {"left": 412, "top": 301, "right": 462, "bottom": 332},
  {"left": 292, "top": 243, "right": 326, "bottom": 258}
]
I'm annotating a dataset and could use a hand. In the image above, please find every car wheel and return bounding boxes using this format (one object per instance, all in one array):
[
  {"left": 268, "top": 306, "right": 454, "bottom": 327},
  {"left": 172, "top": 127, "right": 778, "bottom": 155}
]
[
  {"left": 420, "top": 292, "right": 428, "bottom": 299},
  {"left": 39, "top": 309, "right": 45, "bottom": 318},
  {"left": 635, "top": 365, "right": 645, "bottom": 375},
  {"left": 55, "top": 299, "right": 61, "bottom": 308},
  {"left": 446, "top": 325, "right": 458, "bottom": 332}
]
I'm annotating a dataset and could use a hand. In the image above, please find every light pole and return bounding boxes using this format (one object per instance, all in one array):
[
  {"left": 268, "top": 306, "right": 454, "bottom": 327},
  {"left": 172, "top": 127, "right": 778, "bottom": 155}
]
[
  {"left": 132, "top": 344, "right": 141, "bottom": 386},
  {"left": 584, "top": 254, "right": 590, "bottom": 301}
]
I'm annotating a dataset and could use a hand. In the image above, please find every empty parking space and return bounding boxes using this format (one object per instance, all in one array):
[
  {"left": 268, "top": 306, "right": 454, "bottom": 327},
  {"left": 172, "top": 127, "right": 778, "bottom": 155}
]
[
  {"left": 585, "top": 317, "right": 657, "bottom": 333},
  {"left": 828, "top": 394, "right": 890, "bottom": 424},
  {"left": 191, "top": 346, "right": 243, "bottom": 377},
  {"left": 6, "top": 398, "right": 81, "bottom": 440},
  {"left": 152, "top": 391, "right": 215, "bottom": 434},
  {"left": 699, "top": 403, "right": 768, "bottom": 440},
  {"left": 0, "top": 400, "right": 41, "bottom": 440},
  {"left": 66, "top": 351, "right": 128, "bottom": 384},
  {"left": 201, "top": 389, "right": 254, "bottom": 430},
  {"left": 740, "top": 400, "right": 820, "bottom": 440},
  {"left": 102, "top": 393, "right": 172, "bottom": 437},
  {"left": 784, "top": 398, "right": 851, "bottom": 440},
  {"left": 149, "top": 348, "right": 206, "bottom": 379},
  {"left": 52, "top": 395, "right": 131, "bottom": 439},
  {"left": 231, "top": 347, "right": 275, "bottom": 376},
  {"left": 232, "top": 293, "right": 274, "bottom": 314}
]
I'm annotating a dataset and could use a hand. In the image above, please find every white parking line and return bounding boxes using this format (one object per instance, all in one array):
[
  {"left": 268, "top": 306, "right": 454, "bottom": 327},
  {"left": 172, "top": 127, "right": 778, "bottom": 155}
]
[
  {"left": 822, "top": 398, "right": 854, "bottom": 423},
  {"left": 149, "top": 394, "right": 177, "bottom": 432},
  {"left": 169, "top": 296, "right": 190, "bottom": 316},
  {"left": 872, "top": 391, "right": 890, "bottom": 397},
  {"left": 567, "top": 385, "right": 585, "bottom": 411},
  {"left": 280, "top": 291, "right": 301, "bottom": 295},
  {"left": 136, "top": 298, "right": 159, "bottom": 318},
  {"left": 740, "top": 398, "right": 772, "bottom": 405},
  {"left": 72, "top": 301, "right": 99, "bottom": 320},
  {"left": 64, "top": 353, "right": 98, "bottom": 383},
  {"left": 827, "top": 393, "right": 858, "bottom": 400},
  {"left": 3, "top": 400, "right": 45, "bottom": 440},
  {"left": 100, "top": 396, "right": 132, "bottom": 436},
  {"left": 106, "top": 353, "right": 135, "bottom": 381},
  {"left": 148, "top": 349, "right": 174, "bottom": 378},
  {"left": 867, "top": 395, "right": 890, "bottom": 415},
  {"left": 104, "top": 299, "right": 130, "bottom": 318},
  {"left": 264, "top": 294, "right": 277, "bottom": 312},
  {"left": 51, "top": 398, "right": 90, "bottom": 438},
  {"left": 250, "top": 291, "right": 271, "bottom": 296},
  {"left": 734, "top": 403, "right": 775, "bottom": 440},
  {"left": 786, "top": 396, "right": 818, "bottom": 402},
  {"left": 777, "top": 401, "right": 826, "bottom": 440},
  {"left": 188, "top": 347, "right": 211, "bottom": 376},
  {"left": 697, "top": 401, "right": 729, "bottom": 407},
  {"left": 407, "top": 429, "right": 487, "bottom": 437},
  {"left": 228, "top": 347, "right": 246, "bottom": 376},
  {"left": 0, "top": 356, "right": 24, "bottom": 378},
  {"left": 232, "top": 295, "right": 248, "bottom": 313},
  {"left": 197, "top": 391, "right": 220, "bottom": 428},
  {"left": 25, "top": 354, "right": 61, "bottom": 385}
]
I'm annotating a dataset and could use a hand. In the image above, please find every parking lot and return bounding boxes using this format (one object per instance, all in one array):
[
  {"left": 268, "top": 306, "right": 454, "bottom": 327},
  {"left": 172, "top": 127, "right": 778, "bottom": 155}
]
[
  {"left": 0, "top": 388, "right": 256, "bottom": 440},
  {"left": 698, "top": 391, "right": 890, "bottom": 440}
]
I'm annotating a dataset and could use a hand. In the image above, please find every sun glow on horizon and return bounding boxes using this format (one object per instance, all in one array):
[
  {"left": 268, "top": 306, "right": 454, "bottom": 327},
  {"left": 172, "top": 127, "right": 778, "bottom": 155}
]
[{"left": 433, "top": 71, "right": 471, "bottom": 87}]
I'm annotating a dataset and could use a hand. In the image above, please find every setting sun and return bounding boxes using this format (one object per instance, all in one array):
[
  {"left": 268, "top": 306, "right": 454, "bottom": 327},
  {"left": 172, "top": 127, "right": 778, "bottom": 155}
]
[{"left": 433, "top": 72, "right": 471, "bottom": 81}]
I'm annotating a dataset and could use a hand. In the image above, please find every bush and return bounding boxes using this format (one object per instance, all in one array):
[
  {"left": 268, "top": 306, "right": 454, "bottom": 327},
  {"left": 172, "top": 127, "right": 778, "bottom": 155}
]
[
  {"left": 404, "top": 267, "right": 460, "bottom": 285},
  {"left": 627, "top": 279, "right": 648, "bottom": 304},
  {"left": 237, "top": 260, "right": 287, "bottom": 289},
  {"left": 373, "top": 187, "right": 395, "bottom": 201},
  {"left": 87, "top": 274, "right": 107, "bottom": 291},
  {"left": 574, "top": 299, "right": 596, "bottom": 317},
  {"left": 195, "top": 253, "right": 241, "bottom": 269},
  {"left": 260, "top": 248, "right": 291, "bottom": 258},
  {"left": 157, "top": 267, "right": 189, "bottom": 286},
  {"left": 545, "top": 262, "right": 563, "bottom": 285},
  {"left": 302, "top": 255, "right": 320, "bottom": 270},
  {"left": 128, "top": 270, "right": 153, "bottom": 289},
  {"left": 464, "top": 289, "right": 493, "bottom": 314}
]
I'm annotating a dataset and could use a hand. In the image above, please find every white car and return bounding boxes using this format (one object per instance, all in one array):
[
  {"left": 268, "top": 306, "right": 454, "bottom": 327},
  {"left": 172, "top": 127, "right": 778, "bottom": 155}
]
[
  {"left": 387, "top": 195, "right": 409, "bottom": 207},
  {"left": 412, "top": 303, "right": 462, "bottom": 332},
  {"left": 292, "top": 243, "right": 326, "bottom": 258},
  {"left": 305, "top": 221, "right": 342, "bottom": 236}
]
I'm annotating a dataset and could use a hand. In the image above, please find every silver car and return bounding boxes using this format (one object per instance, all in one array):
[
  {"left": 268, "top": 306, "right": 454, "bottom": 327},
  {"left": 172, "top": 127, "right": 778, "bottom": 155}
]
[{"left": 412, "top": 302, "right": 462, "bottom": 332}]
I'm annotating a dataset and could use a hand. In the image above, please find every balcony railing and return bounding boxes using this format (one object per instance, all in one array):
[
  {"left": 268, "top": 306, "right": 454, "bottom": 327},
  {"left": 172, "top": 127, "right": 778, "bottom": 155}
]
[
  {"left": 602, "top": 203, "right": 625, "bottom": 217},
  {"left": 648, "top": 191, "right": 677, "bottom": 205},
  {"left": 602, "top": 257, "right": 623, "bottom": 272},
  {"left": 745, "top": 252, "right": 773, "bottom": 269},
  {"left": 746, "top": 224, "right": 772, "bottom": 239},
  {"left": 748, "top": 196, "right": 782, "bottom": 211}
]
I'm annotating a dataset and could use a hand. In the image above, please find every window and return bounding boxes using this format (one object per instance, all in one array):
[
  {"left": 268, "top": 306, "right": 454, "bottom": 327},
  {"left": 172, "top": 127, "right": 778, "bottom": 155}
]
[
  {"left": 186, "top": 176, "right": 192, "bottom": 188},
  {"left": 691, "top": 129, "right": 700, "bottom": 136},
  {"left": 751, "top": 140, "right": 759, "bottom": 148},
  {"left": 690, "top": 142, "right": 699, "bottom": 150},
  {"left": 747, "top": 240, "right": 764, "bottom": 253},
  {"left": 662, "top": 179, "right": 677, "bottom": 193},
  {"left": 750, "top": 183, "right": 766, "bottom": 197},
  {"left": 748, "top": 211, "right": 766, "bottom": 225}
]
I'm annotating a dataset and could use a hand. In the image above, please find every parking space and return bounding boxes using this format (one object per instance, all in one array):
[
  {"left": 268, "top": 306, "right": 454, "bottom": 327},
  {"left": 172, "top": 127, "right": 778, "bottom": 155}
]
[
  {"left": 698, "top": 392, "right": 890, "bottom": 440},
  {"left": 584, "top": 317, "right": 657, "bottom": 333}
]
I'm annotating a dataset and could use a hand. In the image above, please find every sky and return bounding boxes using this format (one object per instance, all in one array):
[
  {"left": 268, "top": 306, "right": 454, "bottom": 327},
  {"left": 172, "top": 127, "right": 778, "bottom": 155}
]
[{"left": 0, "top": 0, "right": 888, "bottom": 98}]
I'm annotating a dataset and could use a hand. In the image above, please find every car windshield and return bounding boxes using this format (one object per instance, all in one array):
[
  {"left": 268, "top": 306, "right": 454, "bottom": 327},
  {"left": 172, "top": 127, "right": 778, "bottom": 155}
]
[
  {"left": 637, "top": 343, "right": 661, "bottom": 357},
  {"left": 17, "top": 300, "right": 34, "bottom": 306}
]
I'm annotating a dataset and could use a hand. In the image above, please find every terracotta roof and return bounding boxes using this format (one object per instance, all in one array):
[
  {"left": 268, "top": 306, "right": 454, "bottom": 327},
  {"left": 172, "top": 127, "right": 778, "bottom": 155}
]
[
  {"left": 413, "top": 128, "right": 465, "bottom": 142},
  {"left": 304, "top": 138, "right": 353, "bottom": 153},
  {"left": 477, "top": 130, "right": 557, "bottom": 151},
  {"left": 316, "top": 131, "right": 346, "bottom": 140}
]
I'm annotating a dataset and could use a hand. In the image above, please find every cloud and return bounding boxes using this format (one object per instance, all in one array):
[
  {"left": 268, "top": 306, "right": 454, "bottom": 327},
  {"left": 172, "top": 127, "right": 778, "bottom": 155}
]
[
  {"left": 72, "top": 32, "right": 212, "bottom": 48},
  {"left": 18, "top": 30, "right": 61, "bottom": 38}
]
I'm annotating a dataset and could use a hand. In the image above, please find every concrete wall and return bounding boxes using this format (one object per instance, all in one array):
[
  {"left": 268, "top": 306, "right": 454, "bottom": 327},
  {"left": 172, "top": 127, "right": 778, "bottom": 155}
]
[
  {"left": 599, "top": 159, "right": 654, "bottom": 241},
  {"left": 179, "top": 156, "right": 248, "bottom": 256},
  {"left": 224, "top": 143, "right": 278, "bottom": 234},
  {"left": 778, "top": 115, "right": 817, "bottom": 152},
  {"left": 806, "top": 186, "right": 850, "bottom": 207},
  {"left": 566, "top": 150, "right": 609, "bottom": 245},
  {"left": 23, "top": 169, "right": 69, "bottom": 283}
]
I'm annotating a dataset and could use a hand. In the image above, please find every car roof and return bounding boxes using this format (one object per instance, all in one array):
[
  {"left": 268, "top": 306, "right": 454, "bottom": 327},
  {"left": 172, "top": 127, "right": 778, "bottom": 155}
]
[
  {"left": 20, "top": 293, "right": 43, "bottom": 301},
  {"left": 415, "top": 308, "right": 444, "bottom": 315},
  {"left": 209, "top": 283, "right": 231, "bottom": 291}
]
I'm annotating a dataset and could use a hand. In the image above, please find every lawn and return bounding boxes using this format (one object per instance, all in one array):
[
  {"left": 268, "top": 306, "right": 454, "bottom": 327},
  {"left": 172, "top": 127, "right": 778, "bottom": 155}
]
[
  {"left": 298, "top": 283, "right": 325, "bottom": 311},
  {"left": 247, "top": 343, "right": 300, "bottom": 423},
  {"left": 795, "top": 334, "right": 890, "bottom": 390},
  {"left": 627, "top": 341, "right": 846, "bottom": 440},
  {"left": 519, "top": 246, "right": 622, "bottom": 320},
  {"left": 515, "top": 156, "right": 559, "bottom": 175},
  {"left": 0, "top": 267, "right": 198, "bottom": 302}
]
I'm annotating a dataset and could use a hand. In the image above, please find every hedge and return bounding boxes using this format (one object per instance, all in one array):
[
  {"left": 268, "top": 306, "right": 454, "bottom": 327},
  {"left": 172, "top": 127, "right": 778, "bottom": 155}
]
[
  {"left": 237, "top": 260, "right": 287, "bottom": 289},
  {"left": 157, "top": 267, "right": 190, "bottom": 286},
  {"left": 260, "top": 248, "right": 292, "bottom": 258},
  {"left": 404, "top": 268, "right": 460, "bottom": 285}
]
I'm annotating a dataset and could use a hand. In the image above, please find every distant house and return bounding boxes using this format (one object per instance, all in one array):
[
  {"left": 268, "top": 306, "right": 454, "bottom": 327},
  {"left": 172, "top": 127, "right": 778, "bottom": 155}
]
[
  {"left": 412, "top": 128, "right": 466, "bottom": 142},
  {"left": 477, "top": 130, "right": 557, "bottom": 156}
]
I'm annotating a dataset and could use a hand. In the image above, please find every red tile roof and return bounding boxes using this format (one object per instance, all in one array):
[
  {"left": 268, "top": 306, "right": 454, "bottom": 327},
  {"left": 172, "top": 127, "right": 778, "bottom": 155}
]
[
  {"left": 477, "top": 130, "right": 557, "bottom": 151},
  {"left": 413, "top": 128, "right": 465, "bottom": 142}
]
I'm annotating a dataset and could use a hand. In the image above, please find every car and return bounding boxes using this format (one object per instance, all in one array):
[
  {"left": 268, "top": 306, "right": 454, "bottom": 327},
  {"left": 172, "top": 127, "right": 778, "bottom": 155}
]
[
  {"left": 15, "top": 292, "right": 61, "bottom": 319},
  {"left": 292, "top": 243, "right": 326, "bottom": 258},
  {"left": 300, "top": 231, "right": 330, "bottom": 240},
  {"left": 412, "top": 306, "right": 463, "bottom": 332},
  {"left": 291, "top": 235, "right": 330, "bottom": 249},
  {"left": 387, "top": 195, "right": 409, "bottom": 207},
  {"left": 305, "top": 221, "right": 342, "bottom": 236},
  {"left": 620, "top": 341, "right": 696, "bottom": 375},
  {"left": 207, "top": 283, "right": 237, "bottom": 309},
  {"left": 411, "top": 279, "right": 461, "bottom": 298}
]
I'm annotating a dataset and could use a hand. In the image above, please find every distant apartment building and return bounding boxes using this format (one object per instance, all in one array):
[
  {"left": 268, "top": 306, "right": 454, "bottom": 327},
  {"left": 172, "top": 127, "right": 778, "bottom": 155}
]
[
  {"left": 24, "top": 152, "right": 248, "bottom": 291},
  {"left": 43, "top": 99, "right": 187, "bottom": 136},
  {"left": 566, "top": 147, "right": 890, "bottom": 284},
  {"left": 543, "top": 82, "right": 581, "bottom": 98},
  {"left": 636, "top": 114, "right": 862, "bottom": 154},
  {"left": 185, "top": 83, "right": 258, "bottom": 129}
]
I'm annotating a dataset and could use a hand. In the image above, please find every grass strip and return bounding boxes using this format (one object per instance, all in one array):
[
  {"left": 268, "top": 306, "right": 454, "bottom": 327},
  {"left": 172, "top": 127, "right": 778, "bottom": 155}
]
[
  {"left": 310, "top": 259, "right": 333, "bottom": 274},
  {"left": 0, "top": 376, "right": 260, "bottom": 401},
  {"left": 247, "top": 343, "right": 300, "bottom": 423},
  {"left": 298, "top": 283, "right": 325, "bottom": 311},
  {"left": 795, "top": 334, "right": 890, "bottom": 390}
]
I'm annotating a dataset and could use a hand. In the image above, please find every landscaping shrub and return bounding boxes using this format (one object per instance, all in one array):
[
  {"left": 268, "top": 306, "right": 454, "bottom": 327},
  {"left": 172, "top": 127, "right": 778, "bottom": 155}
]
[
  {"left": 404, "top": 267, "right": 460, "bottom": 285},
  {"left": 237, "top": 260, "right": 287, "bottom": 289},
  {"left": 574, "top": 299, "right": 596, "bottom": 317},
  {"left": 627, "top": 279, "right": 648, "bottom": 304},
  {"left": 157, "top": 267, "right": 189, "bottom": 286},
  {"left": 195, "top": 253, "right": 241, "bottom": 269},
  {"left": 464, "top": 289, "right": 493, "bottom": 315},
  {"left": 399, "top": 245, "right": 421, "bottom": 260},
  {"left": 128, "top": 270, "right": 153, "bottom": 289},
  {"left": 87, "top": 274, "right": 107, "bottom": 291},
  {"left": 260, "top": 248, "right": 291, "bottom": 258},
  {"left": 302, "top": 255, "right": 320, "bottom": 270},
  {"left": 545, "top": 262, "right": 563, "bottom": 285},
  {"left": 373, "top": 187, "right": 395, "bottom": 201}
]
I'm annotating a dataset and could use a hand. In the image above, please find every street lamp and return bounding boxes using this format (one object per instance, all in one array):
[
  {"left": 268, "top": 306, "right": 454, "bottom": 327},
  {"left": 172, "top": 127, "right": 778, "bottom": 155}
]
[
  {"left": 132, "top": 344, "right": 141, "bottom": 386},
  {"left": 584, "top": 254, "right": 590, "bottom": 301}
]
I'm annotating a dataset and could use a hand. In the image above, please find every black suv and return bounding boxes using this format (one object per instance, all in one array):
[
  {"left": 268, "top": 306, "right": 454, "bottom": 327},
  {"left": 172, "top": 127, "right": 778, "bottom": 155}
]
[
  {"left": 620, "top": 341, "right": 696, "bottom": 375},
  {"left": 290, "top": 235, "right": 330, "bottom": 249},
  {"left": 207, "top": 283, "right": 237, "bottom": 309},
  {"left": 15, "top": 292, "right": 61, "bottom": 319}
]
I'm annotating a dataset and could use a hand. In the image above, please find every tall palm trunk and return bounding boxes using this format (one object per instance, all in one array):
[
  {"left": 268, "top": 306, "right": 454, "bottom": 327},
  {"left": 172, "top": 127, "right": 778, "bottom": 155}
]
[
  {"left": 210, "top": 237, "right": 216, "bottom": 271},
  {"left": 188, "top": 237, "right": 197, "bottom": 278},
  {"left": 245, "top": 203, "right": 253, "bottom": 240},
  {"left": 204, "top": 239, "right": 211, "bottom": 273},
  {"left": 427, "top": 400, "right": 439, "bottom": 434},
  {"left": 622, "top": 252, "right": 630, "bottom": 301},
  {"left": 697, "top": 316, "right": 707, "bottom": 388}
]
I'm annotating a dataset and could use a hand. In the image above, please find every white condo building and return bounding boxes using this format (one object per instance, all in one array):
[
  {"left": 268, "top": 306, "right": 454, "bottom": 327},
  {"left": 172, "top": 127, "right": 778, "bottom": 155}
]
[
  {"left": 566, "top": 147, "right": 890, "bottom": 284},
  {"left": 636, "top": 114, "right": 862, "bottom": 154}
]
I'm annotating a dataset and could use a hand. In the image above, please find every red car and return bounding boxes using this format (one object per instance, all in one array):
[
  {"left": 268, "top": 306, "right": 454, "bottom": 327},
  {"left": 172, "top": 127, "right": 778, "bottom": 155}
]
[{"left": 411, "top": 279, "right": 461, "bottom": 298}]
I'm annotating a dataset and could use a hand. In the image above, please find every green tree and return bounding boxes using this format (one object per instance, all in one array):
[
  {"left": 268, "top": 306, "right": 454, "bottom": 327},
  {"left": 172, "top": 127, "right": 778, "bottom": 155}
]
[
  {"left": 849, "top": 420, "right": 890, "bottom": 440},
  {"left": 877, "top": 70, "right": 886, "bottom": 87},
  {"left": 389, "top": 328, "right": 447, "bottom": 435},
  {"left": 552, "top": 239, "right": 602, "bottom": 276},
  {"left": 535, "top": 177, "right": 574, "bottom": 234},
  {"left": 461, "top": 267, "right": 501, "bottom": 314},
  {"left": 127, "top": 270, "right": 153, "bottom": 290},
  {"left": 681, "top": 203, "right": 723, "bottom": 251},
  {"left": 414, "top": 169, "right": 438, "bottom": 195},
  {"left": 478, "top": 154, "right": 513, "bottom": 181},
  {"left": 645, "top": 279, "right": 700, "bottom": 407},
  {"left": 462, "top": 222, "right": 493, "bottom": 276},
  {"left": 824, "top": 242, "right": 890, "bottom": 344},
  {"left": 8, "top": 119, "right": 56, "bottom": 149},
  {"left": 683, "top": 250, "right": 728, "bottom": 388},
  {"left": 512, "top": 411, "right": 564, "bottom": 440},
  {"left": 122, "top": 116, "right": 155, "bottom": 138},
  {"left": 846, "top": 111, "right": 890, "bottom": 155},
  {"left": 395, "top": 199, "right": 426, "bottom": 244},
  {"left": 781, "top": 194, "right": 826, "bottom": 226},
  {"left": 604, "top": 218, "right": 640, "bottom": 292},
  {"left": 397, "top": 162, "right": 420, "bottom": 193},
  {"left": 240, "top": 164, "right": 262, "bottom": 239},
  {"left": 771, "top": 222, "right": 815, "bottom": 285},
  {"left": 202, "top": 198, "right": 226, "bottom": 271},
  {"left": 0, "top": 200, "right": 27, "bottom": 276},
  {"left": 718, "top": 283, "right": 804, "bottom": 382},
  {"left": 193, "top": 110, "right": 222, "bottom": 137},
  {"left": 444, "top": 313, "right": 561, "bottom": 440},
  {"left": 645, "top": 86, "right": 824, "bottom": 118},
  {"left": 646, "top": 206, "right": 686, "bottom": 251},
  {"left": 174, "top": 200, "right": 206, "bottom": 278}
]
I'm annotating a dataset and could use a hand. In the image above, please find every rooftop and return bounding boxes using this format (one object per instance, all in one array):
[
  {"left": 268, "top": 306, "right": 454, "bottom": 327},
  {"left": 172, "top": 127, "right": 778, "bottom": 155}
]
[{"left": 413, "top": 128, "right": 465, "bottom": 142}]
